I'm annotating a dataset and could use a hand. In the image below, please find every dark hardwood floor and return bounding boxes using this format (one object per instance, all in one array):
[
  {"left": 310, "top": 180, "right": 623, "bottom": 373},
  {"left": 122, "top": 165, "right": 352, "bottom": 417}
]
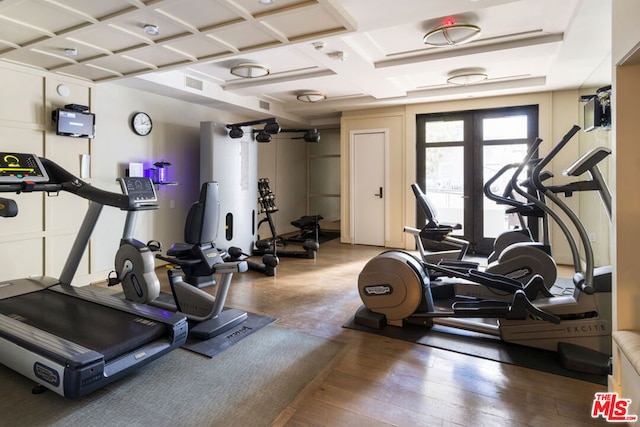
[{"left": 208, "top": 239, "right": 609, "bottom": 427}]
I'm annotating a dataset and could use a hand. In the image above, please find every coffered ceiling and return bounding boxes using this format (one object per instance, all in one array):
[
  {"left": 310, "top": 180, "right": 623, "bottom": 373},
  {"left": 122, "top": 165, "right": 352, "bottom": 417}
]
[{"left": 0, "top": 0, "right": 612, "bottom": 126}]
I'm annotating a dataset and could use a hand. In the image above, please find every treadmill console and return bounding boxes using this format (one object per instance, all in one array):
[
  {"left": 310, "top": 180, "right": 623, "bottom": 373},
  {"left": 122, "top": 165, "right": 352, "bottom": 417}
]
[
  {"left": 0, "top": 153, "right": 49, "bottom": 182},
  {"left": 117, "top": 177, "right": 158, "bottom": 205}
]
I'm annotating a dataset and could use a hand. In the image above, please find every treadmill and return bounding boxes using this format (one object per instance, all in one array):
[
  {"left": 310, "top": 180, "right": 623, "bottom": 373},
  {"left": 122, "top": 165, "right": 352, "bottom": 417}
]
[{"left": 0, "top": 153, "right": 188, "bottom": 398}]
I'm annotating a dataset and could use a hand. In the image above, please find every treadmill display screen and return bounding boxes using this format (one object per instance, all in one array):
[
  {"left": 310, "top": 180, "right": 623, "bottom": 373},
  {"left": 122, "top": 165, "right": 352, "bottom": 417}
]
[{"left": 0, "top": 153, "right": 49, "bottom": 182}]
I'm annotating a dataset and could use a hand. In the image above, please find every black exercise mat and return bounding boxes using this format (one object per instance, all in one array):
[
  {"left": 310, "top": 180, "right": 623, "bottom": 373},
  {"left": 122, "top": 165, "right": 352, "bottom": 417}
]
[
  {"left": 316, "top": 231, "right": 340, "bottom": 244},
  {"left": 183, "top": 312, "right": 277, "bottom": 358},
  {"left": 286, "top": 231, "right": 339, "bottom": 245},
  {"left": 343, "top": 316, "right": 607, "bottom": 385}
]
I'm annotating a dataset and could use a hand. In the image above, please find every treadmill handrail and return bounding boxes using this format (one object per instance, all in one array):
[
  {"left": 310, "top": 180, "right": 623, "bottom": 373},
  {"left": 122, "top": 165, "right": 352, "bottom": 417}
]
[
  {"left": 0, "top": 157, "right": 134, "bottom": 210},
  {"left": 43, "top": 158, "right": 135, "bottom": 210}
]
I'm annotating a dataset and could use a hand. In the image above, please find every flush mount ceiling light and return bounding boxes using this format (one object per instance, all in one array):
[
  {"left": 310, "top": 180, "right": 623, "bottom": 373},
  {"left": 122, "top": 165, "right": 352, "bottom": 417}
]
[
  {"left": 447, "top": 68, "right": 488, "bottom": 85},
  {"left": 230, "top": 62, "right": 270, "bottom": 78},
  {"left": 64, "top": 48, "right": 78, "bottom": 56},
  {"left": 258, "top": 0, "right": 275, "bottom": 4},
  {"left": 143, "top": 24, "right": 160, "bottom": 36},
  {"left": 424, "top": 18, "right": 481, "bottom": 47},
  {"left": 296, "top": 92, "right": 326, "bottom": 103}
]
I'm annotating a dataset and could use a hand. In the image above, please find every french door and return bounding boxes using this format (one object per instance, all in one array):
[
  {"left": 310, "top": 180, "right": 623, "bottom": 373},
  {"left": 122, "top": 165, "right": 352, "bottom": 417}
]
[{"left": 416, "top": 105, "right": 539, "bottom": 255}]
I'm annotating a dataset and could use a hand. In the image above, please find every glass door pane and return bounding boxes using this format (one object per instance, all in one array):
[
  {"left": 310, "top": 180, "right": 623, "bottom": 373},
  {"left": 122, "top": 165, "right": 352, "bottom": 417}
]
[
  {"left": 482, "top": 143, "right": 528, "bottom": 239},
  {"left": 425, "top": 146, "right": 465, "bottom": 234},
  {"left": 417, "top": 105, "right": 538, "bottom": 255}
]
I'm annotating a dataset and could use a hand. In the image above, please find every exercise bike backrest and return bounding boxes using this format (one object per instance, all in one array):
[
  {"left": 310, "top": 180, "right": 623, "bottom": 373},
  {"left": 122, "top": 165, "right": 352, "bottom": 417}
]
[
  {"left": 411, "top": 183, "right": 459, "bottom": 238},
  {"left": 157, "top": 182, "right": 224, "bottom": 284},
  {"left": 184, "top": 181, "right": 220, "bottom": 245}
]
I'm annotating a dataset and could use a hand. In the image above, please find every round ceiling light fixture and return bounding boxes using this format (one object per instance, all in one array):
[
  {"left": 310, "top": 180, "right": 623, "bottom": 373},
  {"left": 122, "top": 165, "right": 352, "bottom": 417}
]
[
  {"left": 230, "top": 62, "right": 270, "bottom": 78},
  {"left": 446, "top": 68, "right": 488, "bottom": 86},
  {"left": 143, "top": 24, "right": 160, "bottom": 36},
  {"left": 424, "top": 18, "right": 481, "bottom": 47},
  {"left": 258, "top": 0, "right": 275, "bottom": 4},
  {"left": 296, "top": 91, "right": 326, "bottom": 103}
]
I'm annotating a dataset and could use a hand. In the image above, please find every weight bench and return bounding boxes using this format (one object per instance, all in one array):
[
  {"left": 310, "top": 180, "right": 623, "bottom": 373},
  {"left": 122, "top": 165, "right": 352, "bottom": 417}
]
[{"left": 289, "top": 215, "right": 323, "bottom": 242}]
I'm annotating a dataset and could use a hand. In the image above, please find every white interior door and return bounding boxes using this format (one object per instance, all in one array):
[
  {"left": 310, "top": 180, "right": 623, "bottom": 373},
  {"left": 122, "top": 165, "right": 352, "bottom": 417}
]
[{"left": 352, "top": 130, "right": 386, "bottom": 246}]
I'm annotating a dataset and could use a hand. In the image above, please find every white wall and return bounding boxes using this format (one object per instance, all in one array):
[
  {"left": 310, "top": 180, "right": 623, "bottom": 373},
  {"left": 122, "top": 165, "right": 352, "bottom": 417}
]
[
  {"left": 258, "top": 133, "right": 308, "bottom": 237},
  {"left": 90, "top": 82, "right": 246, "bottom": 278}
]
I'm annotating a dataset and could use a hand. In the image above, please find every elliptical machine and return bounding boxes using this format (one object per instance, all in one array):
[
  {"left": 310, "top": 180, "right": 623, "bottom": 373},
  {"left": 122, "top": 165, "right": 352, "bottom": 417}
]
[
  {"left": 110, "top": 177, "right": 248, "bottom": 340},
  {"left": 411, "top": 137, "right": 557, "bottom": 289},
  {"left": 483, "top": 137, "right": 553, "bottom": 263},
  {"left": 411, "top": 180, "right": 557, "bottom": 290},
  {"left": 355, "top": 125, "right": 612, "bottom": 375}
]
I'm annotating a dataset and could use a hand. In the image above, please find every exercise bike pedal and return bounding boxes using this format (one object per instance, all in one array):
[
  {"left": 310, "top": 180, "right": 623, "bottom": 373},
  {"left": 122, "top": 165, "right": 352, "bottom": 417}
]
[
  {"left": 106, "top": 270, "right": 121, "bottom": 287},
  {"left": 146, "top": 240, "right": 162, "bottom": 252}
]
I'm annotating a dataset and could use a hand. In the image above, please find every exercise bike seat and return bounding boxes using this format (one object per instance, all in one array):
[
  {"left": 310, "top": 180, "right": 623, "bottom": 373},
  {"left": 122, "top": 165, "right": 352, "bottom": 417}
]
[{"left": 156, "top": 181, "right": 224, "bottom": 287}]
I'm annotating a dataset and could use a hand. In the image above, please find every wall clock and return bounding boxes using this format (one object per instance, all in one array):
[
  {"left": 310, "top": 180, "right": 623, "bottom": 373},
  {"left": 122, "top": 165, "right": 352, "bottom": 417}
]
[{"left": 131, "top": 112, "right": 152, "bottom": 136}]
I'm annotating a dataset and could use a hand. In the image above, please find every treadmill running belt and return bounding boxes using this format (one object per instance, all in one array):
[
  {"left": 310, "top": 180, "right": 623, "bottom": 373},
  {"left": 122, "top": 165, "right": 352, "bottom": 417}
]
[{"left": 0, "top": 290, "right": 166, "bottom": 362}]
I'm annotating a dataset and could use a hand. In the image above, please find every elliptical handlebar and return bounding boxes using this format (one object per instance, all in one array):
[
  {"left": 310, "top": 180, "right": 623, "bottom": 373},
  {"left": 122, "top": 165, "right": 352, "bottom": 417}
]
[
  {"left": 483, "top": 137, "right": 544, "bottom": 211},
  {"left": 531, "top": 125, "right": 581, "bottom": 193},
  {"left": 529, "top": 125, "right": 597, "bottom": 295},
  {"left": 510, "top": 137, "right": 544, "bottom": 191}
]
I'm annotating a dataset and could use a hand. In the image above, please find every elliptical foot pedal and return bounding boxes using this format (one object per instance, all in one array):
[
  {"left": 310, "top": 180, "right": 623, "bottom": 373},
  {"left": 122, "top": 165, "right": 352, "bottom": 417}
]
[
  {"left": 354, "top": 305, "right": 387, "bottom": 330},
  {"left": 557, "top": 342, "right": 611, "bottom": 375}
]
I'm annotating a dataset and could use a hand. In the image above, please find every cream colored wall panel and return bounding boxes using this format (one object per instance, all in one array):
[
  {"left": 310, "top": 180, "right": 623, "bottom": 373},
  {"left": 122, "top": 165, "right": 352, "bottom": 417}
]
[
  {"left": 45, "top": 136, "right": 90, "bottom": 173},
  {"left": 0, "top": 237, "right": 44, "bottom": 281},
  {"left": 0, "top": 128, "right": 46, "bottom": 235},
  {"left": 0, "top": 127, "right": 45, "bottom": 155},
  {"left": 45, "top": 191, "right": 87, "bottom": 232},
  {"left": 0, "top": 192, "right": 44, "bottom": 236},
  {"left": 273, "top": 137, "right": 307, "bottom": 235},
  {"left": 613, "top": 62, "right": 640, "bottom": 331},
  {"left": 0, "top": 67, "right": 44, "bottom": 125},
  {"left": 46, "top": 79, "right": 91, "bottom": 112},
  {"left": 45, "top": 233, "right": 89, "bottom": 282}
]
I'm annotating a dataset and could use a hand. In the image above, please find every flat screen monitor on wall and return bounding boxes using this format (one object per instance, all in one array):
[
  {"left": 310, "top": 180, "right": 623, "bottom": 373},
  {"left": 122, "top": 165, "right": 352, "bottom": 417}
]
[
  {"left": 54, "top": 108, "right": 95, "bottom": 139},
  {"left": 584, "top": 96, "right": 611, "bottom": 132}
]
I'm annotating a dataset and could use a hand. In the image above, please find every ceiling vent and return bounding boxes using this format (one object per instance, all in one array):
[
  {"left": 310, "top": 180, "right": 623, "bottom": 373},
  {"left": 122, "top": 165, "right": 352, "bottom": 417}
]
[
  {"left": 259, "top": 100, "right": 270, "bottom": 110},
  {"left": 185, "top": 76, "right": 203, "bottom": 91}
]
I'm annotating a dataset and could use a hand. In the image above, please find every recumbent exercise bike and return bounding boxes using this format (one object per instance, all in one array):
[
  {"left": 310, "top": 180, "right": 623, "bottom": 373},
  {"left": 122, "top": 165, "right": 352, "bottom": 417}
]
[{"left": 110, "top": 178, "right": 248, "bottom": 340}]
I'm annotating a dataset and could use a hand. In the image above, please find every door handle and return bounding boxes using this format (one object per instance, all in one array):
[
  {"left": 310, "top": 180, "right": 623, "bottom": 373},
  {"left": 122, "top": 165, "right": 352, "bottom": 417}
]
[{"left": 374, "top": 187, "right": 383, "bottom": 198}]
